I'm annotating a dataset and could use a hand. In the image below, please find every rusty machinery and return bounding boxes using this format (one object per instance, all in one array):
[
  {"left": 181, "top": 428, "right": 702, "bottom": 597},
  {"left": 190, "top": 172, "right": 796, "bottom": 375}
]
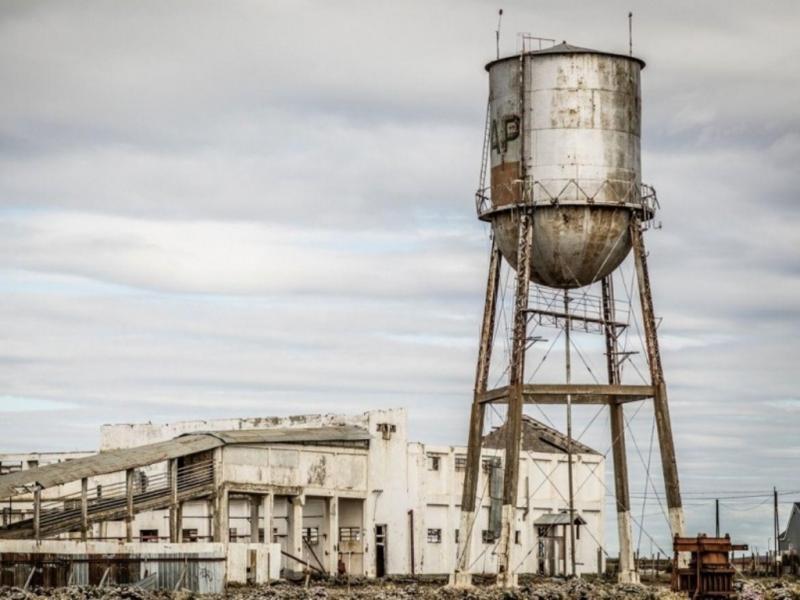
[
  {"left": 672, "top": 535, "right": 748, "bottom": 599},
  {"left": 451, "top": 39, "right": 687, "bottom": 589}
]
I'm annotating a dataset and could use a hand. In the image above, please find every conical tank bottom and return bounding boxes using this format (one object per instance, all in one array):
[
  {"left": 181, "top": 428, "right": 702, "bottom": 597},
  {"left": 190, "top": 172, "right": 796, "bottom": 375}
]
[{"left": 492, "top": 206, "right": 632, "bottom": 289}]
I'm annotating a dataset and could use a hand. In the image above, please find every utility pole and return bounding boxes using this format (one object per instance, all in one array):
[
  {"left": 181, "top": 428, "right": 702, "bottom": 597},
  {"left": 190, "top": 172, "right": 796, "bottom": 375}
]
[
  {"left": 774, "top": 487, "right": 779, "bottom": 575},
  {"left": 715, "top": 499, "right": 720, "bottom": 537},
  {"left": 564, "top": 290, "right": 577, "bottom": 577}
]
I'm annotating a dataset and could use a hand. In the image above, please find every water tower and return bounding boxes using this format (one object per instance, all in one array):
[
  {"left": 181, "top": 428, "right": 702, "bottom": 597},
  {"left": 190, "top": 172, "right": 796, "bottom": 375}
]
[{"left": 453, "top": 41, "right": 685, "bottom": 587}]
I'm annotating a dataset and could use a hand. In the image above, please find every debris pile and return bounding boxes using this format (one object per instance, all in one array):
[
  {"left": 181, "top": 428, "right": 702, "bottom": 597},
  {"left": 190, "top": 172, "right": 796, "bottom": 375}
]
[{"left": 3, "top": 578, "right": 800, "bottom": 599}]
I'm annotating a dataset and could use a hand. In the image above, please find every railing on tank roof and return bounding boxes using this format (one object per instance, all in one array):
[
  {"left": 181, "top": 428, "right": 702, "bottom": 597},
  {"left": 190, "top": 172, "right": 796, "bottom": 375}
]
[
  {"left": 474, "top": 178, "right": 659, "bottom": 222},
  {"left": 518, "top": 34, "right": 556, "bottom": 53}
]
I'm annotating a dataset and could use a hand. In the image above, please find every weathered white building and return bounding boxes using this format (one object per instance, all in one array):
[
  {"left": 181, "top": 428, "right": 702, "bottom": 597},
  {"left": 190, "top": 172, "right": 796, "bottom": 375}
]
[{"left": 0, "top": 408, "right": 604, "bottom": 583}]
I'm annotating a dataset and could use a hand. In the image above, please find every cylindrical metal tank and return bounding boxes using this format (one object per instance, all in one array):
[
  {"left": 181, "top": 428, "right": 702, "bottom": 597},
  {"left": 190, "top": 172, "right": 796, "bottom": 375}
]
[{"left": 482, "top": 43, "right": 648, "bottom": 288}]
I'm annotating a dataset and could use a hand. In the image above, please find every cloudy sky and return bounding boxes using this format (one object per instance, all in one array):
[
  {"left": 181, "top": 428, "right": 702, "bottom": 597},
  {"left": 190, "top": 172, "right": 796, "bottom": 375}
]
[{"left": 1, "top": 0, "right": 798, "bottom": 554}]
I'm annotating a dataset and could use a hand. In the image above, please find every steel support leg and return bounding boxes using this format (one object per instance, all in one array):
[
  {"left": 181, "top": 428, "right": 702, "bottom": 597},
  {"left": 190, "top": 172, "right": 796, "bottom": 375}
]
[
  {"left": 496, "top": 211, "right": 533, "bottom": 588},
  {"left": 630, "top": 220, "right": 685, "bottom": 541},
  {"left": 601, "top": 276, "right": 639, "bottom": 583},
  {"left": 452, "top": 242, "right": 502, "bottom": 587}
]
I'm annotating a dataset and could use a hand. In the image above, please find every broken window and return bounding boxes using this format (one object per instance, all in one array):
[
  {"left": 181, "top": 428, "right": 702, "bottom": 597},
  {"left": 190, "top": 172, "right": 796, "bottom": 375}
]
[
  {"left": 339, "top": 527, "right": 361, "bottom": 542},
  {"left": 427, "top": 454, "right": 440, "bottom": 471},
  {"left": 182, "top": 528, "right": 198, "bottom": 542},
  {"left": 454, "top": 529, "right": 460, "bottom": 544},
  {"left": 140, "top": 529, "right": 159, "bottom": 543},
  {"left": 427, "top": 529, "right": 442, "bottom": 543},
  {"left": 229, "top": 528, "right": 238, "bottom": 542},
  {"left": 515, "top": 530, "right": 522, "bottom": 545},
  {"left": 454, "top": 455, "right": 467, "bottom": 471},
  {"left": 304, "top": 527, "right": 320, "bottom": 544},
  {"left": 481, "top": 530, "right": 496, "bottom": 544}
]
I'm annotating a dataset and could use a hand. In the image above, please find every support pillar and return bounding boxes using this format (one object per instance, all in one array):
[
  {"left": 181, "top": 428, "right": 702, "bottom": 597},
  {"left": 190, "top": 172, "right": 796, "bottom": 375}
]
[
  {"left": 33, "top": 486, "right": 41, "bottom": 542},
  {"left": 324, "top": 496, "right": 339, "bottom": 575},
  {"left": 630, "top": 220, "right": 685, "bottom": 540},
  {"left": 287, "top": 495, "right": 306, "bottom": 574},
  {"left": 125, "top": 468, "right": 134, "bottom": 542},
  {"left": 601, "top": 276, "right": 639, "bottom": 583},
  {"left": 213, "top": 486, "right": 229, "bottom": 543},
  {"left": 496, "top": 211, "right": 533, "bottom": 589},
  {"left": 80, "top": 477, "right": 89, "bottom": 542},
  {"left": 169, "top": 459, "right": 180, "bottom": 543},
  {"left": 262, "top": 493, "right": 274, "bottom": 544},
  {"left": 453, "top": 243, "right": 501, "bottom": 587},
  {"left": 249, "top": 494, "right": 260, "bottom": 543}
]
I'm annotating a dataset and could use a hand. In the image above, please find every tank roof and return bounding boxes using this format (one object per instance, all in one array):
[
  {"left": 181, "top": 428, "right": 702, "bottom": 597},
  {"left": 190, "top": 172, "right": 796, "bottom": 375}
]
[{"left": 485, "top": 41, "right": 646, "bottom": 71}]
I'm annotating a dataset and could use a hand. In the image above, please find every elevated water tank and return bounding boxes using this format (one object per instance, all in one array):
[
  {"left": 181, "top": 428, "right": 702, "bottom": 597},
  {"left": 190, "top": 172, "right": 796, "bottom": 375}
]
[{"left": 481, "top": 43, "right": 652, "bottom": 288}]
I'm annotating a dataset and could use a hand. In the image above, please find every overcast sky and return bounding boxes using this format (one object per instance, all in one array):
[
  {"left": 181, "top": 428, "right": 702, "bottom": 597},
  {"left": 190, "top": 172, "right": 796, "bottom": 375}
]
[{"left": 1, "top": 0, "right": 798, "bottom": 555}]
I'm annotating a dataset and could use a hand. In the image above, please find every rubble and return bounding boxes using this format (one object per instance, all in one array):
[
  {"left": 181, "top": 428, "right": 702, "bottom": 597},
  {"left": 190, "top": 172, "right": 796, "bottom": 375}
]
[{"left": 0, "top": 578, "right": 688, "bottom": 600}]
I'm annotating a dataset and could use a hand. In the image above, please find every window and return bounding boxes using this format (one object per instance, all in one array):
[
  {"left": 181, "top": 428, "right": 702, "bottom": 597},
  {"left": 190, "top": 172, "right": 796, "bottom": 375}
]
[
  {"left": 304, "top": 527, "right": 320, "bottom": 544},
  {"left": 140, "top": 529, "right": 159, "bottom": 543},
  {"left": 229, "top": 527, "right": 238, "bottom": 542},
  {"left": 537, "top": 526, "right": 551, "bottom": 538},
  {"left": 576, "top": 524, "right": 580, "bottom": 540},
  {"left": 454, "top": 455, "right": 467, "bottom": 471},
  {"left": 427, "top": 454, "right": 440, "bottom": 471},
  {"left": 454, "top": 529, "right": 460, "bottom": 544},
  {"left": 515, "top": 530, "right": 522, "bottom": 545},
  {"left": 481, "top": 530, "right": 496, "bottom": 544},
  {"left": 482, "top": 457, "right": 501, "bottom": 473},
  {"left": 339, "top": 527, "right": 361, "bottom": 542},
  {"left": 427, "top": 528, "right": 442, "bottom": 543},
  {"left": 182, "top": 528, "right": 198, "bottom": 542}
]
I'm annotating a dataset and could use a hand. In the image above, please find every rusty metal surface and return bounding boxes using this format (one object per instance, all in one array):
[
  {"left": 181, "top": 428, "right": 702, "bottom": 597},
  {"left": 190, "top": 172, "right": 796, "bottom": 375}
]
[
  {"left": 0, "top": 426, "right": 370, "bottom": 500},
  {"left": 482, "top": 415, "right": 599, "bottom": 456},
  {"left": 672, "top": 535, "right": 748, "bottom": 599},
  {"left": 485, "top": 46, "right": 647, "bottom": 288}
]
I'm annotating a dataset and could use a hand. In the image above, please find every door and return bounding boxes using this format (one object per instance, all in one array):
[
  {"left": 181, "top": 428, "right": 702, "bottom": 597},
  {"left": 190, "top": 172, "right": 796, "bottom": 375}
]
[{"left": 375, "top": 524, "right": 387, "bottom": 577}]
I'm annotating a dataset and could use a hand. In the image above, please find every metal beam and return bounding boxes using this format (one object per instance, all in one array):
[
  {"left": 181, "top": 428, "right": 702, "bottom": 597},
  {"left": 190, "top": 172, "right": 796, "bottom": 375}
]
[
  {"left": 478, "top": 384, "right": 655, "bottom": 405},
  {"left": 80, "top": 477, "right": 88, "bottom": 542},
  {"left": 454, "top": 242, "right": 501, "bottom": 583},
  {"left": 630, "top": 219, "right": 685, "bottom": 540},
  {"left": 125, "top": 468, "right": 134, "bottom": 542},
  {"left": 497, "top": 210, "right": 533, "bottom": 588}
]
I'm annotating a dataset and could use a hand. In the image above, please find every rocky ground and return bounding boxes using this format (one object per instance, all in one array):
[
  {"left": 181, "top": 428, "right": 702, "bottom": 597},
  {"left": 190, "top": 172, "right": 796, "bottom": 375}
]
[{"left": 0, "top": 577, "right": 798, "bottom": 599}]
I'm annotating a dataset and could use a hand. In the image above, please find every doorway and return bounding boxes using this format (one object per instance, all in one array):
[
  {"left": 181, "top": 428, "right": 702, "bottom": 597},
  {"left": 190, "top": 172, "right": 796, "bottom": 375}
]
[{"left": 375, "top": 524, "right": 387, "bottom": 577}]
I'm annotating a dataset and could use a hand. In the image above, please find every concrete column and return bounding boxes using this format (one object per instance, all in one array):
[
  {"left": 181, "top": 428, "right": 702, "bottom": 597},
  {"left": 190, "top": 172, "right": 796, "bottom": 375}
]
[
  {"left": 287, "top": 495, "right": 305, "bottom": 573},
  {"left": 80, "top": 477, "right": 88, "bottom": 542},
  {"left": 213, "top": 486, "right": 229, "bottom": 543},
  {"left": 262, "top": 493, "right": 274, "bottom": 544},
  {"left": 323, "top": 496, "right": 339, "bottom": 575},
  {"left": 169, "top": 459, "right": 180, "bottom": 543},
  {"left": 125, "top": 468, "right": 134, "bottom": 542},
  {"left": 249, "top": 494, "right": 260, "bottom": 543},
  {"left": 33, "top": 486, "right": 41, "bottom": 542}
]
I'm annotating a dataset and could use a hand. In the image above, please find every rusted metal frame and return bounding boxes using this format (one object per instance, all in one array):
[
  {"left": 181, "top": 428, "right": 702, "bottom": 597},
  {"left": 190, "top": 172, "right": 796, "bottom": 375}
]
[
  {"left": 524, "top": 307, "right": 628, "bottom": 330},
  {"left": 303, "top": 535, "right": 326, "bottom": 573},
  {"left": 496, "top": 209, "right": 533, "bottom": 587},
  {"left": 602, "top": 275, "right": 637, "bottom": 582},
  {"left": 630, "top": 218, "right": 684, "bottom": 537},
  {"left": 80, "top": 477, "right": 88, "bottom": 541},
  {"left": 455, "top": 242, "right": 502, "bottom": 575},
  {"left": 478, "top": 383, "right": 655, "bottom": 405},
  {"left": 280, "top": 550, "right": 324, "bottom": 574}
]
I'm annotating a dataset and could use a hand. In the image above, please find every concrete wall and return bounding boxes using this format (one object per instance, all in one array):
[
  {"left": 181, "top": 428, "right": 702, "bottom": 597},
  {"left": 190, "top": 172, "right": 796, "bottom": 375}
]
[{"left": 405, "top": 442, "right": 604, "bottom": 576}]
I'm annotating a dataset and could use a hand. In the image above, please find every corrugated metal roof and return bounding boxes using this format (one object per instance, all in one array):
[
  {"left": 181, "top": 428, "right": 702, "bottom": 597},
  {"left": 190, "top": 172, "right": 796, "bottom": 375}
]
[
  {"left": 482, "top": 415, "right": 600, "bottom": 456},
  {"left": 533, "top": 512, "right": 587, "bottom": 526},
  {"left": 0, "top": 426, "right": 369, "bottom": 499}
]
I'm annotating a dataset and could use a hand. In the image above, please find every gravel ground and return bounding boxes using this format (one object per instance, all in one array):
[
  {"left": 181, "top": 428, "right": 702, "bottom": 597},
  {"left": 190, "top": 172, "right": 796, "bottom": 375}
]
[{"left": 1, "top": 577, "right": 797, "bottom": 599}]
